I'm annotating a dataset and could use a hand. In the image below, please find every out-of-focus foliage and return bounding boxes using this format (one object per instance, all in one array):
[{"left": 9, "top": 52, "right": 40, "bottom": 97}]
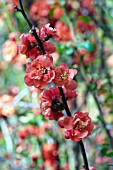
[{"left": 0, "top": 0, "right": 113, "bottom": 170}]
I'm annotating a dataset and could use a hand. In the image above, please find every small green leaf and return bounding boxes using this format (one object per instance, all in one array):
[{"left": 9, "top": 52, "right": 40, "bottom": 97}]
[
  {"left": 77, "top": 41, "right": 94, "bottom": 53},
  {"left": 105, "top": 94, "right": 113, "bottom": 102},
  {"left": 65, "top": 48, "right": 74, "bottom": 55},
  {"left": 90, "top": 83, "right": 96, "bottom": 91},
  {"left": 57, "top": 44, "right": 66, "bottom": 54},
  {"left": 101, "top": 147, "right": 107, "bottom": 156},
  {"left": 107, "top": 164, "right": 113, "bottom": 166},
  {"left": 46, "top": 130, "right": 54, "bottom": 138},
  {"left": 49, "top": 9, "right": 54, "bottom": 19},
  {"left": 78, "top": 16, "right": 92, "bottom": 23},
  {"left": 37, "top": 114, "right": 44, "bottom": 121},
  {"left": 106, "top": 152, "right": 113, "bottom": 157}
]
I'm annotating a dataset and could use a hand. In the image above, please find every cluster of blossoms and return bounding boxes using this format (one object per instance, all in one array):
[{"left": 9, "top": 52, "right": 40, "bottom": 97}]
[
  {"left": 30, "top": 1, "right": 64, "bottom": 26},
  {"left": 18, "top": 123, "right": 51, "bottom": 140},
  {"left": 20, "top": 23, "right": 94, "bottom": 143},
  {"left": 0, "top": 86, "right": 19, "bottom": 117},
  {"left": 2, "top": 32, "right": 26, "bottom": 65},
  {"left": 30, "top": 142, "right": 69, "bottom": 170},
  {"left": 28, "top": 0, "right": 96, "bottom": 65},
  {"left": 58, "top": 112, "right": 94, "bottom": 142},
  {"left": 73, "top": 43, "right": 96, "bottom": 66},
  {"left": 0, "top": 94, "right": 15, "bottom": 117},
  {"left": 76, "top": 20, "right": 95, "bottom": 33},
  {"left": 42, "top": 142, "right": 59, "bottom": 170}
]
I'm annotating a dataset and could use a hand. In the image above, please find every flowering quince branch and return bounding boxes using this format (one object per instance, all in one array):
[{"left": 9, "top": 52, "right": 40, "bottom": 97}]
[
  {"left": 15, "top": 0, "right": 95, "bottom": 170},
  {"left": 14, "top": 0, "right": 46, "bottom": 54}
]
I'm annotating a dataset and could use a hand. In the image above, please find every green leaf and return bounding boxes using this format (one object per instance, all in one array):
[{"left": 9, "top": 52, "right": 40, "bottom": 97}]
[
  {"left": 59, "top": 0, "right": 65, "bottom": 5},
  {"left": 49, "top": 9, "right": 54, "bottom": 19},
  {"left": 77, "top": 41, "right": 94, "bottom": 53},
  {"left": 65, "top": 48, "right": 74, "bottom": 55},
  {"left": 106, "top": 152, "right": 113, "bottom": 157},
  {"left": 37, "top": 114, "right": 44, "bottom": 121},
  {"left": 101, "top": 147, "right": 107, "bottom": 156},
  {"left": 90, "top": 83, "right": 96, "bottom": 91},
  {"left": 46, "top": 130, "right": 54, "bottom": 138},
  {"left": 78, "top": 16, "right": 92, "bottom": 23},
  {"left": 107, "top": 164, "right": 113, "bottom": 166},
  {"left": 57, "top": 44, "right": 66, "bottom": 54},
  {"left": 19, "top": 114, "right": 34, "bottom": 124},
  {"left": 105, "top": 94, "right": 113, "bottom": 102}
]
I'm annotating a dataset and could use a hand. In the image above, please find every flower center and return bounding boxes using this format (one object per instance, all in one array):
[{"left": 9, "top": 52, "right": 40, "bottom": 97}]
[
  {"left": 73, "top": 121, "right": 85, "bottom": 130},
  {"left": 60, "top": 73, "right": 68, "bottom": 80},
  {"left": 51, "top": 97, "right": 64, "bottom": 112},
  {"left": 38, "top": 67, "right": 47, "bottom": 74},
  {"left": 77, "top": 121, "right": 85, "bottom": 129}
]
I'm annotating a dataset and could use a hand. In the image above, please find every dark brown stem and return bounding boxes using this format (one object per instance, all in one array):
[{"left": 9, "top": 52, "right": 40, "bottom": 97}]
[
  {"left": 79, "top": 141, "right": 89, "bottom": 170},
  {"left": 16, "top": 0, "right": 46, "bottom": 54},
  {"left": 58, "top": 87, "right": 71, "bottom": 116},
  {"left": 31, "top": 26, "right": 46, "bottom": 54}
]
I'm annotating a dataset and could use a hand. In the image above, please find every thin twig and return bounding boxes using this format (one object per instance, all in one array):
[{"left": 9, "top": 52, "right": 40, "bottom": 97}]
[
  {"left": 92, "top": 93, "right": 113, "bottom": 148},
  {"left": 79, "top": 63, "right": 113, "bottom": 148},
  {"left": 79, "top": 141, "right": 89, "bottom": 170},
  {"left": 58, "top": 87, "right": 71, "bottom": 116},
  {"left": 15, "top": 0, "right": 46, "bottom": 54}
]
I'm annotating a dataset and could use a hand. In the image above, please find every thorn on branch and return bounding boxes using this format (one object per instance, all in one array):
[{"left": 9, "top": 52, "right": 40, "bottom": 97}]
[
  {"left": 31, "top": 26, "right": 36, "bottom": 35},
  {"left": 14, "top": 6, "right": 22, "bottom": 12}
]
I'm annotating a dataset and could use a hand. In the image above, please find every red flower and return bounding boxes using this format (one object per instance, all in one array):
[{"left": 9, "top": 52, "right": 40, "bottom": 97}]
[
  {"left": 73, "top": 47, "right": 96, "bottom": 66},
  {"left": 20, "top": 30, "right": 57, "bottom": 59},
  {"left": 19, "top": 34, "right": 29, "bottom": 54},
  {"left": 8, "top": 32, "right": 20, "bottom": 41},
  {"left": 55, "top": 21, "right": 72, "bottom": 42},
  {"left": 42, "top": 142, "right": 59, "bottom": 169},
  {"left": 31, "top": 154, "right": 38, "bottom": 161},
  {"left": 0, "top": 95, "right": 16, "bottom": 117},
  {"left": 40, "top": 87, "right": 64, "bottom": 121},
  {"left": 19, "top": 33, "right": 41, "bottom": 60},
  {"left": 7, "top": 0, "right": 18, "bottom": 13},
  {"left": 24, "top": 54, "right": 55, "bottom": 89},
  {"left": 18, "top": 129, "right": 28, "bottom": 139},
  {"left": 53, "top": 7, "right": 64, "bottom": 19},
  {"left": 18, "top": 125, "right": 39, "bottom": 139},
  {"left": 59, "top": 112, "right": 94, "bottom": 142},
  {"left": 53, "top": 64, "right": 77, "bottom": 87},
  {"left": 76, "top": 20, "right": 95, "bottom": 33},
  {"left": 40, "top": 23, "right": 59, "bottom": 40},
  {"left": 63, "top": 79, "right": 77, "bottom": 100},
  {"left": 30, "top": 1, "right": 50, "bottom": 21},
  {"left": 2, "top": 40, "right": 18, "bottom": 63},
  {"left": 43, "top": 42, "right": 56, "bottom": 54},
  {"left": 82, "top": 0, "right": 95, "bottom": 13},
  {"left": 8, "top": 0, "right": 18, "bottom": 6}
]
